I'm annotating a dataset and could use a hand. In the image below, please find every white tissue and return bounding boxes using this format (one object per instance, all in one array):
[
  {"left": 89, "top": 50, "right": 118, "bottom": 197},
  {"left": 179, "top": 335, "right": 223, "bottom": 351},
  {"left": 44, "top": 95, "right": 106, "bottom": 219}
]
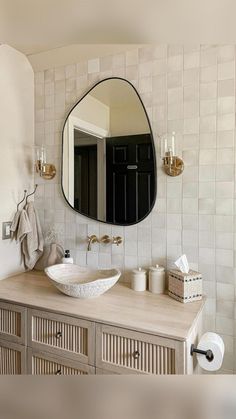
[{"left": 174, "top": 254, "right": 189, "bottom": 273}]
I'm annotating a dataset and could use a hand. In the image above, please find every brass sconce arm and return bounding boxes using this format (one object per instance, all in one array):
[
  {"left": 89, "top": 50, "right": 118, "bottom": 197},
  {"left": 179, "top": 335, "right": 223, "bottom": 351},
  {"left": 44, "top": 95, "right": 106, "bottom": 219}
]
[
  {"left": 162, "top": 155, "right": 184, "bottom": 177},
  {"left": 35, "top": 145, "right": 56, "bottom": 180},
  {"left": 161, "top": 131, "right": 184, "bottom": 177}
]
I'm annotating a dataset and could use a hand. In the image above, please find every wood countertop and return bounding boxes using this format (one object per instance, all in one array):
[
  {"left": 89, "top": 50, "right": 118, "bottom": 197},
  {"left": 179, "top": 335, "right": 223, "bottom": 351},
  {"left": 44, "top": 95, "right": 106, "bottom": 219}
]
[{"left": 0, "top": 271, "right": 205, "bottom": 342}]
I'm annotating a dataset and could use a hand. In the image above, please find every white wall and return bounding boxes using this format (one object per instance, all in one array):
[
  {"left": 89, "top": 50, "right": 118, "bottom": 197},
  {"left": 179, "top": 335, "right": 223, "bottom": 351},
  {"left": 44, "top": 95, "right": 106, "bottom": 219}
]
[{"left": 0, "top": 44, "right": 34, "bottom": 279}]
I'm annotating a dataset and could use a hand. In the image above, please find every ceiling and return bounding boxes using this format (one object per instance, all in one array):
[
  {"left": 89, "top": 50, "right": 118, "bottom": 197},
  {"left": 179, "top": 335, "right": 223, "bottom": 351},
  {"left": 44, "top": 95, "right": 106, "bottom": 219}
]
[
  {"left": 0, "top": 0, "right": 149, "bottom": 56},
  {"left": 1, "top": 0, "right": 236, "bottom": 60}
]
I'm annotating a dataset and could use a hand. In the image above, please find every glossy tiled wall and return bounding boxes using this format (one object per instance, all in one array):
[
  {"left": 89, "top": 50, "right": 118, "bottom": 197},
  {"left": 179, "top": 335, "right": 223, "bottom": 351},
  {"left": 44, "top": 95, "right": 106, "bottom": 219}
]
[{"left": 34, "top": 45, "right": 236, "bottom": 373}]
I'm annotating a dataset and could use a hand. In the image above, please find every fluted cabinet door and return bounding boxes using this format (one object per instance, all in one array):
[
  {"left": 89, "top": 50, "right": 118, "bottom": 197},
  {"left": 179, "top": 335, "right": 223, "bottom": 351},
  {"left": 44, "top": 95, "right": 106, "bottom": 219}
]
[
  {"left": 27, "top": 349, "right": 95, "bottom": 375},
  {"left": 0, "top": 340, "right": 26, "bottom": 374},
  {"left": 0, "top": 301, "right": 27, "bottom": 345},
  {"left": 28, "top": 309, "right": 95, "bottom": 365},
  {"left": 96, "top": 324, "right": 185, "bottom": 375}
]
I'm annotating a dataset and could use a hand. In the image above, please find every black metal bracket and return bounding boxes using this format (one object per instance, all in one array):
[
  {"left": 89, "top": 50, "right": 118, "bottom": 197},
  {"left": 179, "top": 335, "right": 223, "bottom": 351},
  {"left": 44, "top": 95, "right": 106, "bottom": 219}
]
[{"left": 190, "top": 344, "right": 214, "bottom": 362}]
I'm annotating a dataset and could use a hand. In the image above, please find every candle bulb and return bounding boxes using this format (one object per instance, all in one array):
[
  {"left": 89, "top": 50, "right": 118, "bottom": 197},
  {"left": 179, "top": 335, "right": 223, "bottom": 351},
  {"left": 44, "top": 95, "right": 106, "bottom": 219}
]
[
  {"left": 164, "top": 138, "right": 167, "bottom": 155},
  {"left": 171, "top": 131, "right": 175, "bottom": 156}
]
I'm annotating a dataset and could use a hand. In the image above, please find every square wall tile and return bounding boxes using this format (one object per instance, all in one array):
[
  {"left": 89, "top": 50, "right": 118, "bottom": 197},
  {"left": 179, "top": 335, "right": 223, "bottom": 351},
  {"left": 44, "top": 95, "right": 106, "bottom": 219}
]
[
  {"left": 218, "top": 61, "right": 235, "bottom": 80},
  {"left": 199, "top": 166, "right": 215, "bottom": 182},
  {"left": 218, "top": 79, "right": 235, "bottom": 97},
  {"left": 217, "top": 148, "right": 234, "bottom": 165},
  {"left": 216, "top": 249, "right": 234, "bottom": 267},
  {"left": 200, "top": 65, "right": 217, "bottom": 82},
  {"left": 199, "top": 149, "right": 216, "bottom": 165}
]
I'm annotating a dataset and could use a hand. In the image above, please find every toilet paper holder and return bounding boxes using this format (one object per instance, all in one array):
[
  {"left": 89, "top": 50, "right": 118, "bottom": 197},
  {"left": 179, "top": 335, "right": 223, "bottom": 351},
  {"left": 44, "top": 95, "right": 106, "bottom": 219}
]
[{"left": 190, "top": 344, "right": 214, "bottom": 362}]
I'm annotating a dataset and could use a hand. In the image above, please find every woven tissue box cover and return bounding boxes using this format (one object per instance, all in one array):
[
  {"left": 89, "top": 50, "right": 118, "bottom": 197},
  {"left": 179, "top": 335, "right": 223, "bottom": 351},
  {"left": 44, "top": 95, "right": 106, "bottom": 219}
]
[{"left": 168, "top": 269, "right": 202, "bottom": 303}]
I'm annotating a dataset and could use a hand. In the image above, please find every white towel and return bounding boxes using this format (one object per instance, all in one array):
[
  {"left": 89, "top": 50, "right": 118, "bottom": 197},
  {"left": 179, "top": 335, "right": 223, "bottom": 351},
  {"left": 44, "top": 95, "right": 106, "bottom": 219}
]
[
  {"left": 22, "top": 202, "right": 44, "bottom": 270},
  {"left": 10, "top": 210, "right": 21, "bottom": 239},
  {"left": 10, "top": 209, "right": 32, "bottom": 241}
]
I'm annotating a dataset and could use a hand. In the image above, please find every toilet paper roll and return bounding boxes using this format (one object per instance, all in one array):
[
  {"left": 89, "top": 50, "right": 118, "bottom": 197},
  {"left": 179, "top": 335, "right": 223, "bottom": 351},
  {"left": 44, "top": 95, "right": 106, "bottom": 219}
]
[{"left": 196, "top": 332, "right": 224, "bottom": 372}]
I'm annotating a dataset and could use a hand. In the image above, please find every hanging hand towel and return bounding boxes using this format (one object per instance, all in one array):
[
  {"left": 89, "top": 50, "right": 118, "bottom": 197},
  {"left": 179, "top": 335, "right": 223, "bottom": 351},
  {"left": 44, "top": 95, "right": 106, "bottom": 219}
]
[
  {"left": 10, "top": 210, "right": 32, "bottom": 241},
  {"left": 17, "top": 209, "right": 32, "bottom": 242},
  {"left": 10, "top": 211, "right": 21, "bottom": 239},
  {"left": 22, "top": 202, "right": 44, "bottom": 270}
]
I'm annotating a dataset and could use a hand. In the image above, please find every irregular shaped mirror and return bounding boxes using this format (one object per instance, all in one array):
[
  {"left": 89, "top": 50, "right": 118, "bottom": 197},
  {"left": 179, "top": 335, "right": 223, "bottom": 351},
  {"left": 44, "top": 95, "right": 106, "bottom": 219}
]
[{"left": 62, "top": 77, "right": 156, "bottom": 225}]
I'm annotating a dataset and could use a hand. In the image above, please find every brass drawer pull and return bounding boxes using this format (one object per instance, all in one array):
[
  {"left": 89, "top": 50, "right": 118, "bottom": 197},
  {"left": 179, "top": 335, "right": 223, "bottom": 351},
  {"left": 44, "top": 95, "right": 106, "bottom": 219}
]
[
  {"left": 56, "top": 331, "right": 62, "bottom": 339},
  {"left": 55, "top": 369, "right": 62, "bottom": 375},
  {"left": 133, "top": 350, "right": 140, "bottom": 359}
]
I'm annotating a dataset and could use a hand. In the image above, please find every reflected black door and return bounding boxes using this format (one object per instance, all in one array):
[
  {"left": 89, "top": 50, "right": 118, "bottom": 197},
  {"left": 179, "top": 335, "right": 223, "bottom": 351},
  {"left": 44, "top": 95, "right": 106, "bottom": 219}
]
[
  {"left": 106, "top": 134, "right": 154, "bottom": 224},
  {"left": 74, "top": 145, "right": 97, "bottom": 218}
]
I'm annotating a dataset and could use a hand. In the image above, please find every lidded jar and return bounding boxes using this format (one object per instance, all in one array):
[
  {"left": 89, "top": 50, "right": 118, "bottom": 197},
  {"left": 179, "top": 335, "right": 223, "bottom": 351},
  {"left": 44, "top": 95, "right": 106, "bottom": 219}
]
[
  {"left": 148, "top": 264, "right": 165, "bottom": 294},
  {"left": 131, "top": 267, "right": 147, "bottom": 291}
]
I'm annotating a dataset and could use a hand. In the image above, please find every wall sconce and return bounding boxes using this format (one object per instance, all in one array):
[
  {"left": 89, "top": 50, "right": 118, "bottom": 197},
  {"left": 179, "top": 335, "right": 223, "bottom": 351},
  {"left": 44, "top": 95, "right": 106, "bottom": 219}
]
[
  {"left": 161, "top": 132, "right": 184, "bottom": 177},
  {"left": 35, "top": 146, "right": 56, "bottom": 180}
]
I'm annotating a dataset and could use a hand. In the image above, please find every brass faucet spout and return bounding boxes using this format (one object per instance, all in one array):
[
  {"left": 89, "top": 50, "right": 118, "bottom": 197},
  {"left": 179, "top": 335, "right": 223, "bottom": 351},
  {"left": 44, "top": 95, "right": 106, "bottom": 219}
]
[{"left": 87, "top": 235, "right": 98, "bottom": 251}]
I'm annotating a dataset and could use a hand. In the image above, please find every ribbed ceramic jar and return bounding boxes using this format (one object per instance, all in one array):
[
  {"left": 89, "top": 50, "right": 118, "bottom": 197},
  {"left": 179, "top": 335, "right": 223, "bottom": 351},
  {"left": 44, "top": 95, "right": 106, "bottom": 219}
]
[{"left": 131, "top": 268, "right": 147, "bottom": 291}]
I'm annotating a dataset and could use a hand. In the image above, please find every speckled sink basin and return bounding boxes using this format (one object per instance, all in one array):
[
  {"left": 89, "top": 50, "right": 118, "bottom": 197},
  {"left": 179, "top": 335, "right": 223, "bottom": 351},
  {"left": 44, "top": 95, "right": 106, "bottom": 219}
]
[{"left": 44, "top": 264, "right": 121, "bottom": 298}]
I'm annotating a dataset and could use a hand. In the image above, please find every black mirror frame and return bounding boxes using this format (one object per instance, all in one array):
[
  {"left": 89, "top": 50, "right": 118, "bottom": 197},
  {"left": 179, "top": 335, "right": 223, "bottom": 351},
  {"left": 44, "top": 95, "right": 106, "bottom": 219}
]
[{"left": 61, "top": 76, "right": 157, "bottom": 226}]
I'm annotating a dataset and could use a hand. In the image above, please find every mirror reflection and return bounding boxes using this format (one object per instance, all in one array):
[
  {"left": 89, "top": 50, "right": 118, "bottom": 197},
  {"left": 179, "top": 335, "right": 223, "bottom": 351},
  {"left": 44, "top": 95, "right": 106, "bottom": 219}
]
[{"left": 62, "top": 78, "right": 156, "bottom": 225}]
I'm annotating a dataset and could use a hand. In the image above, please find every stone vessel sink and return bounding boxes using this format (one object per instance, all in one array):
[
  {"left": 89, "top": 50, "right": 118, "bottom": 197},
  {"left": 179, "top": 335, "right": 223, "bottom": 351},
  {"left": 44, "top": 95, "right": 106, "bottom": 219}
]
[{"left": 45, "top": 264, "right": 121, "bottom": 298}]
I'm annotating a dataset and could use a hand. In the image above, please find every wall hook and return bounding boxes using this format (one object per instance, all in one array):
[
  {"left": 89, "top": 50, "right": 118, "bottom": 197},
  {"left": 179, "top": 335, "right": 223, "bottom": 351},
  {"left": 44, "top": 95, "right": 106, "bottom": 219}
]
[
  {"left": 17, "top": 190, "right": 27, "bottom": 211},
  {"left": 25, "top": 184, "right": 38, "bottom": 204}
]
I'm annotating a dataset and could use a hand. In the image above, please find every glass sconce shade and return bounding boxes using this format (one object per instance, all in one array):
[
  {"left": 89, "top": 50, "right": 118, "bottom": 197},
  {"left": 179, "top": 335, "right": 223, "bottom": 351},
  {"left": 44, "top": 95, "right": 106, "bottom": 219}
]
[
  {"left": 161, "top": 132, "right": 184, "bottom": 177},
  {"left": 35, "top": 145, "right": 47, "bottom": 173},
  {"left": 35, "top": 145, "right": 56, "bottom": 180},
  {"left": 161, "top": 132, "right": 176, "bottom": 158}
]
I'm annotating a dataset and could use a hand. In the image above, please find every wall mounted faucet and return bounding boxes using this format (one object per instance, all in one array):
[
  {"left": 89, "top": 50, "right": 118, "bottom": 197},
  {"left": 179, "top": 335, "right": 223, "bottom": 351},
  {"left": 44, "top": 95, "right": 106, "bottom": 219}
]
[{"left": 87, "top": 235, "right": 123, "bottom": 251}]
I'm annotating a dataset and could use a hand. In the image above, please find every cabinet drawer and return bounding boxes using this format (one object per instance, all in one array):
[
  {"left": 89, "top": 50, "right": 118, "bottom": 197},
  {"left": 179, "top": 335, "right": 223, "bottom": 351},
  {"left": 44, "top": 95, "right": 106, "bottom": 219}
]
[
  {"left": 28, "top": 309, "right": 95, "bottom": 365},
  {"left": 0, "top": 339, "right": 26, "bottom": 374},
  {"left": 28, "top": 349, "right": 95, "bottom": 375},
  {"left": 0, "top": 301, "right": 27, "bottom": 345},
  {"left": 96, "top": 324, "right": 184, "bottom": 374}
]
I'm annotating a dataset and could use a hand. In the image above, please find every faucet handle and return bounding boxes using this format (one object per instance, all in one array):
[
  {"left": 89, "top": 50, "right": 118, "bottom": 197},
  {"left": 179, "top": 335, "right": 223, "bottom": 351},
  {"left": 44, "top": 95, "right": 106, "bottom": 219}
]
[
  {"left": 88, "top": 234, "right": 98, "bottom": 242},
  {"left": 100, "top": 235, "right": 111, "bottom": 244},
  {"left": 112, "top": 236, "right": 123, "bottom": 246}
]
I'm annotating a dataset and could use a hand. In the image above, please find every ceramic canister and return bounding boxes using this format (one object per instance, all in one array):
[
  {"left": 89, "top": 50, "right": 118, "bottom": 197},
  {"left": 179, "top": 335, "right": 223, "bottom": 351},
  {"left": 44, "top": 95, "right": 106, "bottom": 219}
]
[
  {"left": 148, "top": 264, "right": 165, "bottom": 294},
  {"left": 131, "top": 267, "right": 147, "bottom": 291}
]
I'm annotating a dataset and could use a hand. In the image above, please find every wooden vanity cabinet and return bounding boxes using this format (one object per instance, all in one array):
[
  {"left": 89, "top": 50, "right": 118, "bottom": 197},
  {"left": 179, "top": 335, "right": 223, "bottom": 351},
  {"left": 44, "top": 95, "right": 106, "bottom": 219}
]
[
  {"left": 28, "top": 309, "right": 95, "bottom": 365},
  {"left": 0, "top": 302, "right": 27, "bottom": 374},
  {"left": 0, "top": 273, "right": 204, "bottom": 375},
  {"left": 28, "top": 349, "right": 95, "bottom": 375},
  {"left": 95, "top": 324, "right": 185, "bottom": 374}
]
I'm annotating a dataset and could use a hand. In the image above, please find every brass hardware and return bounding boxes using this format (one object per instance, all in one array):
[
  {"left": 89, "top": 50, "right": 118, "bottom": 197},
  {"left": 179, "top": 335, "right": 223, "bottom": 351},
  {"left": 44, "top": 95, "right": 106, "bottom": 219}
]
[
  {"left": 55, "top": 369, "right": 62, "bottom": 375},
  {"left": 40, "top": 163, "right": 56, "bottom": 180},
  {"left": 26, "top": 184, "right": 38, "bottom": 203},
  {"left": 112, "top": 236, "right": 123, "bottom": 246},
  {"left": 162, "top": 155, "right": 184, "bottom": 177},
  {"left": 100, "top": 235, "right": 112, "bottom": 245},
  {"left": 133, "top": 350, "right": 140, "bottom": 359},
  {"left": 87, "top": 235, "right": 123, "bottom": 249},
  {"left": 87, "top": 235, "right": 99, "bottom": 251},
  {"left": 35, "top": 145, "right": 56, "bottom": 180},
  {"left": 56, "top": 331, "right": 62, "bottom": 339}
]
